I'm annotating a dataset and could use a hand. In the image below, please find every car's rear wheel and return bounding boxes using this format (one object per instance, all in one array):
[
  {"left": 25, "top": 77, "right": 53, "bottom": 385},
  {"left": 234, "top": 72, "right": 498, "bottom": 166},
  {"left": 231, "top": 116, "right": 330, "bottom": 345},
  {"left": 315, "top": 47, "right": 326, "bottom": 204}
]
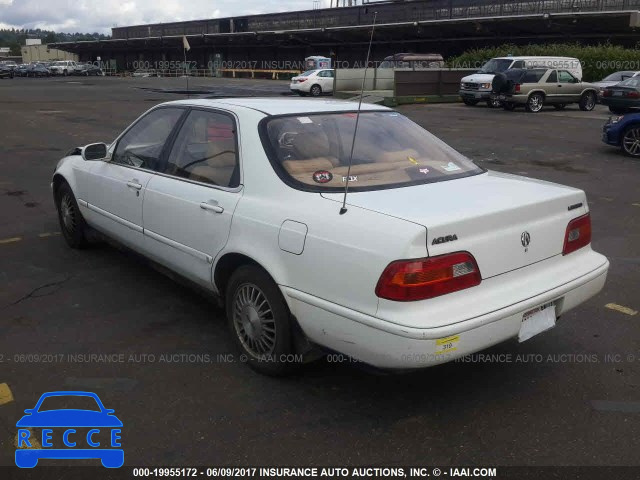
[
  {"left": 553, "top": 103, "right": 567, "bottom": 110},
  {"left": 310, "top": 84, "right": 322, "bottom": 96},
  {"left": 55, "top": 181, "right": 89, "bottom": 248},
  {"left": 462, "top": 98, "right": 479, "bottom": 106},
  {"left": 621, "top": 125, "right": 640, "bottom": 157},
  {"left": 609, "top": 106, "right": 628, "bottom": 115},
  {"left": 525, "top": 93, "right": 544, "bottom": 113},
  {"left": 226, "top": 265, "right": 297, "bottom": 376},
  {"left": 579, "top": 91, "right": 596, "bottom": 111}
]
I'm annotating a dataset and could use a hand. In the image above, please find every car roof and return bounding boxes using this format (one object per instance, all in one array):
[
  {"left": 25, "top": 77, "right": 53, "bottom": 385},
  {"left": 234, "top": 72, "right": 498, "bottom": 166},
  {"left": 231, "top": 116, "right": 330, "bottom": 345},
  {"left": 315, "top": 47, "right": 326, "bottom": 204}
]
[{"left": 164, "top": 98, "right": 390, "bottom": 116}]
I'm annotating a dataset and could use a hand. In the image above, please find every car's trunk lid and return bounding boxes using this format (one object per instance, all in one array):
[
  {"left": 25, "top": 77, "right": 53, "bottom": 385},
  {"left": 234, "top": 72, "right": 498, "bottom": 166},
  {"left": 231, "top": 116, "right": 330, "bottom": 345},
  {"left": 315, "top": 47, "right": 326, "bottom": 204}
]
[{"left": 321, "top": 171, "right": 587, "bottom": 279}]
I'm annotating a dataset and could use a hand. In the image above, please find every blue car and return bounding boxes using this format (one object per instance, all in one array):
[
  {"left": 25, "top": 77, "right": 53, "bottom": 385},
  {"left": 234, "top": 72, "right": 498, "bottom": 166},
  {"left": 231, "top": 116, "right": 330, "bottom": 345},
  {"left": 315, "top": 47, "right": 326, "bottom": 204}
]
[
  {"left": 602, "top": 112, "right": 640, "bottom": 157},
  {"left": 15, "top": 391, "right": 123, "bottom": 468}
]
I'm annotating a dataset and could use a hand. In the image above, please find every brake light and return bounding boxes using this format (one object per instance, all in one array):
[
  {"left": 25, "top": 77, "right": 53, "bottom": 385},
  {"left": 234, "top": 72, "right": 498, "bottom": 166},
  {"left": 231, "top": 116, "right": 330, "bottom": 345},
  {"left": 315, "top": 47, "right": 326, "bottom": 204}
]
[
  {"left": 298, "top": 78, "right": 307, "bottom": 82},
  {"left": 515, "top": 84, "right": 521, "bottom": 93},
  {"left": 563, "top": 213, "right": 591, "bottom": 255},
  {"left": 375, "top": 252, "right": 482, "bottom": 302},
  {"left": 626, "top": 91, "right": 640, "bottom": 98}
]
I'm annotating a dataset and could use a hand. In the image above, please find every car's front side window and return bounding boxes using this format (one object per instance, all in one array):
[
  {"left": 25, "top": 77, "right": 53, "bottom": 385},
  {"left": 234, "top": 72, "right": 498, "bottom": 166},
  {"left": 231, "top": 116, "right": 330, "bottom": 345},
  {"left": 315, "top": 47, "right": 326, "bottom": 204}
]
[
  {"left": 558, "top": 70, "right": 576, "bottom": 83},
  {"left": 165, "top": 109, "right": 240, "bottom": 188},
  {"left": 112, "top": 108, "right": 185, "bottom": 171}
]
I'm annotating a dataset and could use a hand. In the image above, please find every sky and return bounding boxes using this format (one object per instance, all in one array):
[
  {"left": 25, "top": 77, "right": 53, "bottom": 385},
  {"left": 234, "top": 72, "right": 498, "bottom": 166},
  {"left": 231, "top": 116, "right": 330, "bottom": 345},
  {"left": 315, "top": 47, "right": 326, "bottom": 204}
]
[{"left": 0, "top": 0, "right": 335, "bottom": 34}]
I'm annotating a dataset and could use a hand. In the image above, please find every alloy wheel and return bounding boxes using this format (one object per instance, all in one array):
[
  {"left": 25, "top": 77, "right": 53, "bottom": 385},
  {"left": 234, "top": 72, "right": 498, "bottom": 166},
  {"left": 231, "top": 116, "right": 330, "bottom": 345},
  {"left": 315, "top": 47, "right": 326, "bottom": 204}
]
[
  {"left": 622, "top": 127, "right": 640, "bottom": 156},
  {"left": 60, "top": 193, "right": 77, "bottom": 232}
]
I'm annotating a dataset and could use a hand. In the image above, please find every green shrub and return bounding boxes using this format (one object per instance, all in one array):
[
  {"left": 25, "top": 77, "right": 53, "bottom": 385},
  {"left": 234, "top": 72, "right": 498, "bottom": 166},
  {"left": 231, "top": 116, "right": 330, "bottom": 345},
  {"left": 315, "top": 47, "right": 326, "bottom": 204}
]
[{"left": 446, "top": 43, "right": 640, "bottom": 82}]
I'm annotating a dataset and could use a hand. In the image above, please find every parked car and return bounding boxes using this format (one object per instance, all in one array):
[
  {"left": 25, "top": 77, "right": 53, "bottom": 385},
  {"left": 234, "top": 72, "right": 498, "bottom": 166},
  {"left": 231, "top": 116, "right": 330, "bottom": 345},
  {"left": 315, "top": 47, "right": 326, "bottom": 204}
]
[
  {"left": 14, "top": 64, "right": 29, "bottom": 77},
  {"left": 492, "top": 68, "right": 598, "bottom": 112},
  {"left": 460, "top": 56, "right": 582, "bottom": 108},
  {"left": 49, "top": 60, "right": 78, "bottom": 76},
  {"left": 289, "top": 69, "right": 334, "bottom": 96},
  {"left": 602, "top": 113, "right": 640, "bottom": 157},
  {"left": 52, "top": 98, "right": 608, "bottom": 375},
  {"left": 0, "top": 60, "right": 17, "bottom": 70},
  {"left": 593, "top": 70, "right": 640, "bottom": 93},
  {"left": 27, "top": 63, "right": 51, "bottom": 77},
  {"left": 0, "top": 64, "right": 14, "bottom": 79},
  {"left": 73, "top": 63, "right": 104, "bottom": 76},
  {"left": 600, "top": 76, "right": 640, "bottom": 114}
]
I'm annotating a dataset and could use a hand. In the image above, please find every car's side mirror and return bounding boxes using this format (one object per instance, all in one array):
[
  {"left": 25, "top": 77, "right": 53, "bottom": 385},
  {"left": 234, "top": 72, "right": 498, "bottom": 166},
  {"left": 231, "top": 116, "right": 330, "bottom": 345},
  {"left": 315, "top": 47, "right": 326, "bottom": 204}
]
[{"left": 82, "top": 143, "right": 108, "bottom": 161}]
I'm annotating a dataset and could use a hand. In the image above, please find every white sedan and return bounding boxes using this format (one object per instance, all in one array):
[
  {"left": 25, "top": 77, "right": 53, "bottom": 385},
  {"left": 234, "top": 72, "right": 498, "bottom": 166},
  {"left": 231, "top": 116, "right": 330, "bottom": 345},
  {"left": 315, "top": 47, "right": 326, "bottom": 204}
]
[
  {"left": 52, "top": 98, "right": 609, "bottom": 375},
  {"left": 289, "top": 69, "right": 334, "bottom": 96}
]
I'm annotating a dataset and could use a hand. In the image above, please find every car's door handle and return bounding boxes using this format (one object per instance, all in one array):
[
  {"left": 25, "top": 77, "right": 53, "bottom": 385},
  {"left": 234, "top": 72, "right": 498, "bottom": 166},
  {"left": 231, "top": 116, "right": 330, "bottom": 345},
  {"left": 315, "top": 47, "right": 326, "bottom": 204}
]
[
  {"left": 126, "top": 181, "right": 142, "bottom": 190},
  {"left": 200, "top": 202, "right": 224, "bottom": 214}
]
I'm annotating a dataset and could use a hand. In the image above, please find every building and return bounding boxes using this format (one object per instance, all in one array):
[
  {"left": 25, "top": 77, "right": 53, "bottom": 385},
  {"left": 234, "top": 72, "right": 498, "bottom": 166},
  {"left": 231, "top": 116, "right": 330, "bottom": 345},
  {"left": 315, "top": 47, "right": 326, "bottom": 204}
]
[
  {"left": 50, "top": 0, "right": 640, "bottom": 72},
  {"left": 22, "top": 39, "right": 78, "bottom": 64}
]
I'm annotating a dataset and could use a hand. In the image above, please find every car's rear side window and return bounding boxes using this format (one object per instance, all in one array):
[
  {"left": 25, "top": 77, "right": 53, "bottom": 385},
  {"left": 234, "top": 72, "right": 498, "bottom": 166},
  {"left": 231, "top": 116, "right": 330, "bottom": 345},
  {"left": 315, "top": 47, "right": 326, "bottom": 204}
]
[
  {"left": 523, "top": 70, "right": 545, "bottom": 83},
  {"left": 261, "top": 111, "right": 483, "bottom": 192}
]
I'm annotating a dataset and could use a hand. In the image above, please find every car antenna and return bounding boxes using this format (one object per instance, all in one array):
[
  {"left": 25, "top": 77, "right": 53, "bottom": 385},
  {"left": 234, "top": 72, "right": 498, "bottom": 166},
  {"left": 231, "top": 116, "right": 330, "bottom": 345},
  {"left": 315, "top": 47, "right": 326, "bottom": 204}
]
[{"left": 339, "top": 11, "right": 378, "bottom": 215}]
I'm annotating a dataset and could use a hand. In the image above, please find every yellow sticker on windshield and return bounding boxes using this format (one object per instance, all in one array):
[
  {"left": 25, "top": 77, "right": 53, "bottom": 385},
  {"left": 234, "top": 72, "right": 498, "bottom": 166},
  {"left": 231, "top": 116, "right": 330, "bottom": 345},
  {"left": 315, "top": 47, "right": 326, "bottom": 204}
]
[{"left": 408, "top": 156, "right": 419, "bottom": 165}]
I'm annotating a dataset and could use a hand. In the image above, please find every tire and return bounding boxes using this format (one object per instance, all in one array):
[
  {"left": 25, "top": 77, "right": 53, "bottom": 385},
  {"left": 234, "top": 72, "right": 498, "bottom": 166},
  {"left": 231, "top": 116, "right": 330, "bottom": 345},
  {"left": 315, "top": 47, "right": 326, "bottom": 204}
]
[
  {"left": 553, "top": 103, "right": 567, "bottom": 110},
  {"left": 63, "top": 69, "right": 68, "bottom": 76},
  {"left": 525, "top": 93, "right": 544, "bottom": 113},
  {"left": 609, "top": 106, "right": 628, "bottom": 115},
  {"left": 225, "top": 265, "right": 297, "bottom": 376},
  {"left": 310, "top": 84, "right": 322, "bottom": 97},
  {"left": 487, "top": 97, "right": 503, "bottom": 108},
  {"left": 462, "top": 98, "right": 479, "bottom": 106},
  {"left": 503, "top": 102, "right": 516, "bottom": 111},
  {"left": 579, "top": 91, "right": 596, "bottom": 111},
  {"left": 621, "top": 125, "right": 640, "bottom": 157},
  {"left": 55, "top": 181, "right": 89, "bottom": 248}
]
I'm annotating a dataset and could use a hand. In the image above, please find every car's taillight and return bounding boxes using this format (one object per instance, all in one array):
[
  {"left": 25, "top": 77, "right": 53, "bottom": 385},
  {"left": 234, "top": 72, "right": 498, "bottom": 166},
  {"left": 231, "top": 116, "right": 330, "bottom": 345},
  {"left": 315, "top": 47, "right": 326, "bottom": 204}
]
[
  {"left": 626, "top": 91, "right": 640, "bottom": 98},
  {"left": 298, "top": 78, "right": 307, "bottom": 82},
  {"left": 563, "top": 213, "right": 591, "bottom": 255},
  {"left": 603, "top": 90, "right": 612, "bottom": 97},
  {"left": 515, "top": 84, "right": 521, "bottom": 93},
  {"left": 375, "top": 252, "right": 482, "bottom": 302}
]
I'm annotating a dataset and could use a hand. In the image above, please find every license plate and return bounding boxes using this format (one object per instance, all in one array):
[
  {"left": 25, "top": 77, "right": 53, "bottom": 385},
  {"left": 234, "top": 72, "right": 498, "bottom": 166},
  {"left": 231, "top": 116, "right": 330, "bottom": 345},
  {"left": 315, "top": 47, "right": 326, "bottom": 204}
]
[
  {"left": 519, "top": 302, "right": 556, "bottom": 342},
  {"left": 613, "top": 91, "right": 623, "bottom": 96}
]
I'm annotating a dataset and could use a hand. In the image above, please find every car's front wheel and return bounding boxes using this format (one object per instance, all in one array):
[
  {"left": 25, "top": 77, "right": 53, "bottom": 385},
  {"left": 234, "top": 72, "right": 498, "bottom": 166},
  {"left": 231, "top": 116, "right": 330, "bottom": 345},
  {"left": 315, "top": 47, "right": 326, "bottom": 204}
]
[
  {"left": 310, "top": 84, "right": 322, "bottom": 97},
  {"left": 226, "top": 265, "right": 296, "bottom": 376},
  {"left": 621, "top": 125, "right": 640, "bottom": 157},
  {"left": 525, "top": 93, "right": 544, "bottom": 113},
  {"left": 579, "top": 91, "right": 596, "bottom": 111},
  {"left": 55, "top": 181, "right": 89, "bottom": 248}
]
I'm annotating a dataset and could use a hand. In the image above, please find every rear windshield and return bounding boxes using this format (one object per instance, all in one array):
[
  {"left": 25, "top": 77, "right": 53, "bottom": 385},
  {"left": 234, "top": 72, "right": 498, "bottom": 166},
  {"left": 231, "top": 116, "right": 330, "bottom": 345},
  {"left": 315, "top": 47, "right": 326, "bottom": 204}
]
[
  {"left": 619, "top": 77, "right": 640, "bottom": 87},
  {"left": 260, "top": 111, "right": 483, "bottom": 191}
]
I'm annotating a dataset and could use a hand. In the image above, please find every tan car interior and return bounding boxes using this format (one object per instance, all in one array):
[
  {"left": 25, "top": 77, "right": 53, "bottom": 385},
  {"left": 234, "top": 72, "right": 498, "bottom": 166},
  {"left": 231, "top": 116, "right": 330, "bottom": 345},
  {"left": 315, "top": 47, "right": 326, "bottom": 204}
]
[
  {"left": 279, "top": 127, "right": 446, "bottom": 187},
  {"left": 168, "top": 114, "right": 238, "bottom": 187}
]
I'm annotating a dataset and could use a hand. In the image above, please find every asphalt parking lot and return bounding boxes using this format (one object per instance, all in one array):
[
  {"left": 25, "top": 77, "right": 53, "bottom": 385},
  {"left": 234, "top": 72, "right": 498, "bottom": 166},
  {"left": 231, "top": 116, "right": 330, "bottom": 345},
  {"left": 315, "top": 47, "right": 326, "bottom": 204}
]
[{"left": 0, "top": 76, "right": 638, "bottom": 470}]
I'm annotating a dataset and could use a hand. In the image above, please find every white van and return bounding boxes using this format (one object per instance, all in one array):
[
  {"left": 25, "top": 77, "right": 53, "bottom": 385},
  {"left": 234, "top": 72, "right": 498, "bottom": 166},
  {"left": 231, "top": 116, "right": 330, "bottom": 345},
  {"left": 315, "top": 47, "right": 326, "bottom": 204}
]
[{"left": 459, "top": 56, "right": 582, "bottom": 107}]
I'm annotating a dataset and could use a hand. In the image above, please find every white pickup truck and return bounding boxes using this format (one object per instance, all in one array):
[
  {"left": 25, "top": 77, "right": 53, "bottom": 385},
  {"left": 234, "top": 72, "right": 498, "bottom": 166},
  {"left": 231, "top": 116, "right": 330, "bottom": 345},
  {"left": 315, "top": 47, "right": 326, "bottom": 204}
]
[{"left": 49, "top": 60, "right": 78, "bottom": 76}]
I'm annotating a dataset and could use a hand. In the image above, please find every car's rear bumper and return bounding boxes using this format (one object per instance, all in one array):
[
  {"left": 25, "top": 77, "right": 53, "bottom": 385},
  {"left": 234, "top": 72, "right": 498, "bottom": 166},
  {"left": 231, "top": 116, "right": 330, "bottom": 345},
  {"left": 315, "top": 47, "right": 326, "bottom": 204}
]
[
  {"left": 601, "top": 97, "right": 640, "bottom": 108},
  {"left": 284, "top": 250, "right": 609, "bottom": 369}
]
